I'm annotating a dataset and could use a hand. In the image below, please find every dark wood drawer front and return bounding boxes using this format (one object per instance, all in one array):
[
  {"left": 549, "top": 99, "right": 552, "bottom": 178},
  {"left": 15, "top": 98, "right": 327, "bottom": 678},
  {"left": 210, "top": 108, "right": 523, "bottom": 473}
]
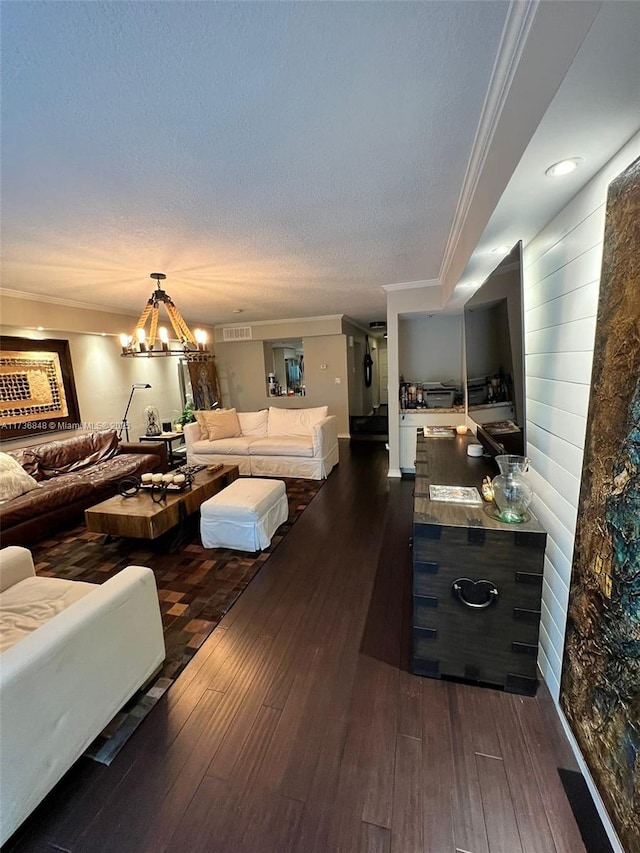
[{"left": 413, "top": 523, "right": 545, "bottom": 580}]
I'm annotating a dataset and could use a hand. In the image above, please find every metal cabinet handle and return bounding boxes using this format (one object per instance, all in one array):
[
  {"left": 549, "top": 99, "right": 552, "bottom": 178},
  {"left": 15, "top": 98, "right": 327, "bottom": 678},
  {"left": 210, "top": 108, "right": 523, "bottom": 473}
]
[{"left": 452, "top": 578, "right": 499, "bottom": 610}]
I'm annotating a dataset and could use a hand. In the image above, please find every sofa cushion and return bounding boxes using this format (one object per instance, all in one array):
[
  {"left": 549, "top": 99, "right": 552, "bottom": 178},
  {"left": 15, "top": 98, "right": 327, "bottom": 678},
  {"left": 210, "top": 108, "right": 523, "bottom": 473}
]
[
  {"left": 238, "top": 410, "right": 268, "bottom": 437},
  {"left": 35, "top": 430, "right": 119, "bottom": 478},
  {"left": 81, "top": 453, "right": 161, "bottom": 482},
  {"left": 0, "top": 453, "right": 160, "bottom": 529},
  {"left": 0, "top": 576, "right": 96, "bottom": 653},
  {"left": 0, "top": 475, "right": 98, "bottom": 527},
  {"left": 192, "top": 437, "right": 256, "bottom": 456},
  {"left": 267, "top": 406, "right": 329, "bottom": 438},
  {"left": 195, "top": 409, "right": 242, "bottom": 441},
  {"left": 6, "top": 448, "right": 43, "bottom": 481},
  {"left": 248, "top": 436, "right": 314, "bottom": 457},
  {"left": 0, "top": 453, "right": 40, "bottom": 504}
]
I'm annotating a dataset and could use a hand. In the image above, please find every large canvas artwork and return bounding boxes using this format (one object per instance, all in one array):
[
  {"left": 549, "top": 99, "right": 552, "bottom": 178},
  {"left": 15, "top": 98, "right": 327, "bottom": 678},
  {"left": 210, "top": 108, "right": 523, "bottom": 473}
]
[
  {"left": 560, "top": 157, "right": 640, "bottom": 852},
  {"left": 187, "top": 358, "right": 222, "bottom": 411},
  {"left": 0, "top": 337, "right": 81, "bottom": 439}
]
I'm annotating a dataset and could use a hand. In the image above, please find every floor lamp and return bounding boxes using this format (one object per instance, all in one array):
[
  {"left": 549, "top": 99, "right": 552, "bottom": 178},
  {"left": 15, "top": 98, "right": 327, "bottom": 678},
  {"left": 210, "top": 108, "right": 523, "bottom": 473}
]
[{"left": 119, "top": 383, "right": 151, "bottom": 441}]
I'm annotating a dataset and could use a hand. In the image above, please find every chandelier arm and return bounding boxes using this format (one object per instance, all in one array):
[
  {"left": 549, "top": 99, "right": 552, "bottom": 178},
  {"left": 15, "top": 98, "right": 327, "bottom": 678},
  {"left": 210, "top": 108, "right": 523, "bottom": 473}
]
[
  {"left": 165, "top": 302, "right": 196, "bottom": 344},
  {"left": 134, "top": 302, "right": 153, "bottom": 333},
  {"left": 148, "top": 306, "right": 159, "bottom": 349}
]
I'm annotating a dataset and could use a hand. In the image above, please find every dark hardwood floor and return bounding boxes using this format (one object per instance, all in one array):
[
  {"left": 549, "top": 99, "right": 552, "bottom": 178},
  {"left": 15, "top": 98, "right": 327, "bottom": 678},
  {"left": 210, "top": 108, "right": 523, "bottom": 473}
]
[{"left": 4, "top": 440, "right": 586, "bottom": 853}]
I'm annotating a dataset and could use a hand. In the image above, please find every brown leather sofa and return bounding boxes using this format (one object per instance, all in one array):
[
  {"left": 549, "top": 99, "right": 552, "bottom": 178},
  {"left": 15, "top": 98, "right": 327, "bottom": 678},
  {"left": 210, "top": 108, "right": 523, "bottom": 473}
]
[{"left": 1, "top": 430, "right": 167, "bottom": 547}]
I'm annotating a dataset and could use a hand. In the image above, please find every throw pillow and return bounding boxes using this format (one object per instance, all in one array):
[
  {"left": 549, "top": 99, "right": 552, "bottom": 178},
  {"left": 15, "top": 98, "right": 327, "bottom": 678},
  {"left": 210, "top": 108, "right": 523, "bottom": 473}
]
[
  {"left": 0, "top": 452, "right": 40, "bottom": 503},
  {"left": 196, "top": 409, "right": 242, "bottom": 441},
  {"left": 193, "top": 411, "right": 210, "bottom": 440},
  {"left": 237, "top": 410, "right": 268, "bottom": 437},
  {"left": 267, "top": 406, "right": 329, "bottom": 437}
]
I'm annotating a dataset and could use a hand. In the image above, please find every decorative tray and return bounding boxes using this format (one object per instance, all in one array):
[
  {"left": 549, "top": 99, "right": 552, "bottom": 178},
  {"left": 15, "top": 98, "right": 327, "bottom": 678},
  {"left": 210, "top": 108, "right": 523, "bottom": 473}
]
[{"left": 429, "top": 484, "right": 483, "bottom": 505}]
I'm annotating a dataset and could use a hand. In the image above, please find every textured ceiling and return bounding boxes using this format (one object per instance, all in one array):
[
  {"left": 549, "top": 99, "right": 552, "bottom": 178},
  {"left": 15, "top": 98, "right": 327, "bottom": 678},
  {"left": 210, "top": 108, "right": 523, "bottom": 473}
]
[
  {"left": 2, "top": 2, "right": 639, "bottom": 331},
  {"left": 1, "top": 1, "right": 509, "bottom": 326}
]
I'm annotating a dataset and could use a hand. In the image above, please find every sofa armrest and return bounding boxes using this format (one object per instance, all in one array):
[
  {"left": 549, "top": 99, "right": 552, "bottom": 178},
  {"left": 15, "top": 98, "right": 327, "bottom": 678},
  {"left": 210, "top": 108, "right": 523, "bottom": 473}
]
[
  {"left": 312, "top": 415, "right": 338, "bottom": 458},
  {"left": 183, "top": 422, "right": 201, "bottom": 456},
  {"left": 0, "top": 546, "right": 35, "bottom": 593},
  {"left": 0, "top": 565, "right": 165, "bottom": 845},
  {"left": 119, "top": 441, "right": 168, "bottom": 472}
]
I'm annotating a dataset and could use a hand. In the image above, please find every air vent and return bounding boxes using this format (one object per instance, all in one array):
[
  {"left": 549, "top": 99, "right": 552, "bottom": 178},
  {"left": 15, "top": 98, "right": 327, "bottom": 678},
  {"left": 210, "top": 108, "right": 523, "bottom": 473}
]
[{"left": 222, "top": 326, "right": 253, "bottom": 342}]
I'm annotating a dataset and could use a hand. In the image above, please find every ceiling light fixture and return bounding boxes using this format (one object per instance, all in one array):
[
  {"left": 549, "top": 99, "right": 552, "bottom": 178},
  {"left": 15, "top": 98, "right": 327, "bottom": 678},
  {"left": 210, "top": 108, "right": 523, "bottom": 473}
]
[
  {"left": 491, "top": 246, "right": 510, "bottom": 255},
  {"left": 119, "top": 273, "right": 209, "bottom": 359},
  {"left": 545, "top": 157, "right": 583, "bottom": 177}
]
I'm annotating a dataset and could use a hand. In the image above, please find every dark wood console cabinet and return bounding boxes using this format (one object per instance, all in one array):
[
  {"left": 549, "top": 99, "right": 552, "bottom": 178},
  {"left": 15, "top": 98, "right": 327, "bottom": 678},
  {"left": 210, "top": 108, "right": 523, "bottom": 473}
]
[{"left": 411, "top": 432, "right": 547, "bottom": 695}]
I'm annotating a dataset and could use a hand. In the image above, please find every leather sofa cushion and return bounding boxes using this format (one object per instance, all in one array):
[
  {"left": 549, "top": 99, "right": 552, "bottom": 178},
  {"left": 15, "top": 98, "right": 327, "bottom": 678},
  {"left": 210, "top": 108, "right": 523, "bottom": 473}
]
[
  {"left": 0, "top": 453, "right": 159, "bottom": 528},
  {"left": 6, "top": 448, "right": 43, "bottom": 481},
  {"left": 0, "top": 453, "right": 39, "bottom": 503},
  {"left": 35, "top": 430, "right": 120, "bottom": 478},
  {"left": 248, "top": 437, "right": 314, "bottom": 457}
]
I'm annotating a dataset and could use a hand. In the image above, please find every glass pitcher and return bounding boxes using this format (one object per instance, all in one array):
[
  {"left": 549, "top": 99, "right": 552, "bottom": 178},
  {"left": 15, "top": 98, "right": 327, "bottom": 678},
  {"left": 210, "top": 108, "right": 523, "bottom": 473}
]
[{"left": 492, "top": 455, "right": 533, "bottom": 523}]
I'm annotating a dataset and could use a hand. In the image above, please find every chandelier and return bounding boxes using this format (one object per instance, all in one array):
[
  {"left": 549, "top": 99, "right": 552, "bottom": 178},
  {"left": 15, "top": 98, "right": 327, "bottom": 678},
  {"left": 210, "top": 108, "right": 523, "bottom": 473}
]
[{"left": 119, "top": 273, "right": 209, "bottom": 359}]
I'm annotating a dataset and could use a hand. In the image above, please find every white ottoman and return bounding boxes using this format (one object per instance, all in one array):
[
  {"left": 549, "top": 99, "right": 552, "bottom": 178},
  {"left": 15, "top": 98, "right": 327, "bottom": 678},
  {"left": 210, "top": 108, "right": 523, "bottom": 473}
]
[{"left": 200, "top": 478, "right": 289, "bottom": 551}]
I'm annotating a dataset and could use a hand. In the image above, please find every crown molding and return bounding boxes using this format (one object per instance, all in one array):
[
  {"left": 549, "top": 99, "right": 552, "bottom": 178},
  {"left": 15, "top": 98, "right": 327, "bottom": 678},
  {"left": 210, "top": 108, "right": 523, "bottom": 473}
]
[
  {"left": 0, "top": 287, "right": 135, "bottom": 316},
  {"left": 382, "top": 279, "right": 441, "bottom": 293},
  {"left": 437, "top": 0, "right": 539, "bottom": 287},
  {"left": 214, "top": 314, "right": 344, "bottom": 330}
]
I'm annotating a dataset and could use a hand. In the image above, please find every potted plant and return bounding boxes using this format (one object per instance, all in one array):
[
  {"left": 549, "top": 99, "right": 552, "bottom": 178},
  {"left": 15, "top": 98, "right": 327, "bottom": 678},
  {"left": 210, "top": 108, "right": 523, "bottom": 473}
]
[{"left": 175, "top": 402, "right": 196, "bottom": 432}]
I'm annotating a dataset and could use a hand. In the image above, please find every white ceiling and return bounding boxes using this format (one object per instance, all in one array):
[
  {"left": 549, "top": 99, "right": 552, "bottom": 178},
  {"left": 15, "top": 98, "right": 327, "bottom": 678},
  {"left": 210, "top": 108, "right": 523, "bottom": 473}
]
[{"left": 1, "top": 2, "right": 639, "bottom": 329}]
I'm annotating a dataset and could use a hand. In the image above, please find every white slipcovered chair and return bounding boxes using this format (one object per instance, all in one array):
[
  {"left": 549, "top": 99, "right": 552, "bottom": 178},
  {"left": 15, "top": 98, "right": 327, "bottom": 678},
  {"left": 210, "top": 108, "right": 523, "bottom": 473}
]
[{"left": 0, "top": 546, "right": 165, "bottom": 845}]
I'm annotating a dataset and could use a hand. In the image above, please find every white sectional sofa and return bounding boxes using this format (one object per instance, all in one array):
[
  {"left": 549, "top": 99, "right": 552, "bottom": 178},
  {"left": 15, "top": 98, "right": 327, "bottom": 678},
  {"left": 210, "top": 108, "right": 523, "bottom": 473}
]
[
  {"left": 185, "top": 405, "right": 339, "bottom": 480},
  {"left": 0, "top": 547, "right": 165, "bottom": 845}
]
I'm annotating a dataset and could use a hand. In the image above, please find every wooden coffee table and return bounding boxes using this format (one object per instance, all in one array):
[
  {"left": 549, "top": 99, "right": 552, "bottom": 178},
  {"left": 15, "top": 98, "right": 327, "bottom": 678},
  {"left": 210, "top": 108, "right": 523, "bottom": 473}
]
[{"left": 85, "top": 465, "right": 239, "bottom": 544}]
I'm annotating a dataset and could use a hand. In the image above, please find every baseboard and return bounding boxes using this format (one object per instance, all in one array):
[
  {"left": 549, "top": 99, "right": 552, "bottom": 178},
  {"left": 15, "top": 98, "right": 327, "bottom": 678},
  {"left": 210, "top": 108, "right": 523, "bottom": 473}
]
[
  {"left": 558, "top": 769, "right": 614, "bottom": 853},
  {"left": 555, "top": 703, "right": 625, "bottom": 852}
]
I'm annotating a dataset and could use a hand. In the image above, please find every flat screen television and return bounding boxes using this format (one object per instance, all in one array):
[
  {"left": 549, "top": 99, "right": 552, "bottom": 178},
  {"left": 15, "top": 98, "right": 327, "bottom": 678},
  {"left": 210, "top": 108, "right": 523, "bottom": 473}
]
[{"left": 463, "top": 241, "right": 526, "bottom": 456}]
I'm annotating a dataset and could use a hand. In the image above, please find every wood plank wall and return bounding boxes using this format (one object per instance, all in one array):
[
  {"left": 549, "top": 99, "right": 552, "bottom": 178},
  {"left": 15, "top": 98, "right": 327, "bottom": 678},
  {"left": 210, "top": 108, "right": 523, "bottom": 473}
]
[
  {"left": 522, "top": 138, "right": 640, "bottom": 853},
  {"left": 522, "top": 132, "right": 640, "bottom": 702}
]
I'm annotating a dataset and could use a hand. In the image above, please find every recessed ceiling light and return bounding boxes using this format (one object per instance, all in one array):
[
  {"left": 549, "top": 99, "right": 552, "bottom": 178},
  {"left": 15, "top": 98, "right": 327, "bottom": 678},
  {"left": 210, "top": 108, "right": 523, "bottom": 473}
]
[{"left": 545, "top": 157, "right": 583, "bottom": 177}]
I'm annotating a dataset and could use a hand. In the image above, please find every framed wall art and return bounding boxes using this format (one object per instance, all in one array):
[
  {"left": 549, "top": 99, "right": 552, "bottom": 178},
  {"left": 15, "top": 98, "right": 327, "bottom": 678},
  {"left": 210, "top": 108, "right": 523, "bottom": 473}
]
[
  {"left": 0, "top": 336, "right": 81, "bottom": 440},
  {"left": 186, "top": 358, "right": 221, "bottom": 411}
]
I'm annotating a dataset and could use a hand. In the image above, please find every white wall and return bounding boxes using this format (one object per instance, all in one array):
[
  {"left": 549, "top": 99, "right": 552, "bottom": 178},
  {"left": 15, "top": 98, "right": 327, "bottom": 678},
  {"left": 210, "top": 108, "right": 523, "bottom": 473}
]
[
  {"left": 398, "top": 314, "right": 463, "bottom": 386},
  {"left": 386, "top": 285, "right": 444, "bottom": 477},
  {"left": 522, "top": 134, "right": 639, "bottom": 851}
]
